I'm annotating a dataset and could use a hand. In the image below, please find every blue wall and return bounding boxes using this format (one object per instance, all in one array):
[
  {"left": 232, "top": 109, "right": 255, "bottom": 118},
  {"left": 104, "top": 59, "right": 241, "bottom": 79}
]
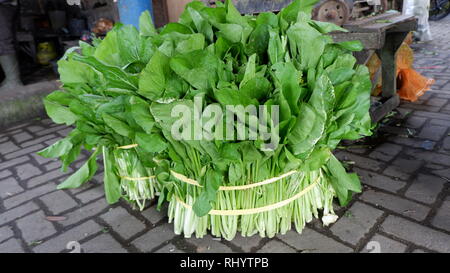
[{"left": 118, "top": 0, "right": 153, "bottom": 29}]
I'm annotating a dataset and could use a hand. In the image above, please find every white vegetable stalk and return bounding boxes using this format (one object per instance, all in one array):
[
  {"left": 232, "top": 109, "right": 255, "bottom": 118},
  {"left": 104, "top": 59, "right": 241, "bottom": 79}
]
[
  {"left": 114, "top": 149, "right": 157, "bottom": 210},
  {"left": 167, "top": 163, "right": 337, "bottom": 240}
]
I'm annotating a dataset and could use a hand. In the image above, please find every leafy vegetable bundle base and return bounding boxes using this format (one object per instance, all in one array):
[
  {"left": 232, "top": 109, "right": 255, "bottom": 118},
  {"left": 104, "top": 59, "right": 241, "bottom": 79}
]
[{"left": 38, "top": 0, "right": 372, "bottom": 240}]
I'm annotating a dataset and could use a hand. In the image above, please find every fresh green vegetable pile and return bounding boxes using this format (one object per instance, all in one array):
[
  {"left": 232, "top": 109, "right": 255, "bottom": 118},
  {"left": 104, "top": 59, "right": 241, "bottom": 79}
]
[{"left": 38, "top": 0, "right": 372, "bottom": 240}]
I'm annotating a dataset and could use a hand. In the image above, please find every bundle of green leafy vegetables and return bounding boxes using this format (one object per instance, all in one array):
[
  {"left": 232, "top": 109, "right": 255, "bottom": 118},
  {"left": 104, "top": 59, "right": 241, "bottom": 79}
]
[{"left": 38, "top": 0, "right": 372, "bottom": 240}]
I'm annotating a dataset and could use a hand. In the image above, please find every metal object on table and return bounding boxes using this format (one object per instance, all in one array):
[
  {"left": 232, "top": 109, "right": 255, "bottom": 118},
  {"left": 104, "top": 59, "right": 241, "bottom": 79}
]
[
  {"left": 330, "top": 12, "right": 417, "bottom": 123},
  {"left": 312, "top": 0, "right": 351, "bottom": 26}
]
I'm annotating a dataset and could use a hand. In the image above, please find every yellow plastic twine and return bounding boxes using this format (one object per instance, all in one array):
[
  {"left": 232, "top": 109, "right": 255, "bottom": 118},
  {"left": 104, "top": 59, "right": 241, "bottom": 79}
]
[
  {"left": 117, "top": 144, "right": 139, "bottom": 150},
  {"left": 121, "top": 176, "right": 155, "bottom": 181},
  {"left": 174, "top": 178, "right": 319, "bottom": 216},
  {"left": 117, "top": 143, "right": 319, "bottom": 215},
  {"left": 170, "top": 170, "right": 299, "bottom": 191}
]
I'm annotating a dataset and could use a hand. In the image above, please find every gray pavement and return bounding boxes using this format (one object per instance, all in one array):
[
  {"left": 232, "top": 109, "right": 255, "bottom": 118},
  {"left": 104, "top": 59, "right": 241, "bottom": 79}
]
[{"left": 0, "top": 17, "right": 449, "bottom": 253}]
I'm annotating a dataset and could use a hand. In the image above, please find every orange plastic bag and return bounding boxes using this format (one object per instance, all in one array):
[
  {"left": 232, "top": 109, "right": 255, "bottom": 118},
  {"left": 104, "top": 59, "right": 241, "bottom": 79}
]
[
  {"left": 396, "top": 42, "right": 435, "bottom": 102},
  {"left": 366, "top": 34, "right": 434, "bottom": 101},
  {"left": 397, "top": 69, "right": 435, "bottom": 102}
]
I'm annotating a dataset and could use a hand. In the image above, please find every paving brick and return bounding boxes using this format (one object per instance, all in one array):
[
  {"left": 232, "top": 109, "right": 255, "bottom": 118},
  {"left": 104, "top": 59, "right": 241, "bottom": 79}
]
[
  {"left": 12, "top": 132, "right": 32, "bottom": 143},
  {"left": 360, "top": 190, "right": 430, "bottom": 221},
  {"left": 429, "top": 118, "right": 450, "bottom": 127},
  {"left": 426, "top": 98, "right": 448, "bottom": 107},
  {"left": 431, "top": 168, "right": 450, "bottom": 180},
  {"left": 356, "top": 168, "right": 407, "bottom": 193},
  {"left": 277, "top": 228, "right": 353, "bottom": 253},
  {"left": 369, "top": 143, "right": 403, "bottom": 162},
  {"left": 82, "top": 234, "right": 128, "bottom": 253},
  {"left": 27, "top": 169, "right": 68, "bottom": 188},
  {"left": 402, "top": 103, "right": 440, "bottom": 112},
  {"left": 43, "top": 161, "right": 62, "bottom": 171},
  {"left": 404, "top": 116, "right": 427, "bottom": 129},
  {"left": 381, "top": 215, "right": 450, "bottom": 253},
  {"left": 443, "top": 136, "right": 450, "bottom": 151},
  {"left": 100, "top": 207, "right": 145, "bottom": 240},
  {"left": 16, "top": 211, "right": 57, "bottom": 244},
  {"left": 154, "top": 243, "right": 184, "bottom": 253},
  {"left": 413, "top": 110, "right": 450, "bottom": 120},
  {"left": 186, "top": 234, "right": 233, "bottom": 253},
  {"left": 26, "top": 125, "right": 45, "bottom": 133},
  {"left": 35, "top": 125, "right": 68, "bottom": 137},
  {"left": 4, "top": 144, "right": 44, "bottom": 160},
  {"left": 33, "top": 220, "right": 102, "bottom": 253},
  {"left": 361, "top": 234, "right": 407, "bottom": 253},
  {"left": 431, "top": 198, "right": 450, "bottom": 232},
  {"left": 330, "top": 202, "right": 383, "bottom": 245},
  {"left": 335, "top": 152, "right": 383, "bottom": 172},
  {"left": 417, "top": 125, "right": 447, "bottom": 141},
  {"left": 61, "top": 198, "right": 109, "bottom": 227},
  {"left": 388, "top": 136, "right": 436, "bottom": 150},
  {"left": 0, "top": 226, "right": 14, "bottom": 243},
  {"left": 6, "top": 123, "right": 31, "bottom": 132},
  {"left": 0, "top": 170, "right": 12, "bottom": 179},
  {"left": 382, "top": 158, "right": 423, "bottom": 181},
  {"left": 229, "top": 233, "right": 263, "bottom": 252},
  {"left": 31, "top": 153, "right": 57, "bottom": 165},
  {"left": 0, "top": 202, "right": 39, "bottom": 226},
  {"left": 132, "top": 224, "right": 176, "bottom": 252},
  {"left": 141, "top": 204, "right": 167, "bottom": 225},
  {"left": 412, "top": 249, "right": 429, "bottom": 253},
  {"left": 403, "top": 149, "right": 450, "bottom": 166},
  {"left": 0, "top": 177, "right": 24, "bottom": 198},
  {"left": 75, "top": 186, "right": 104, "bottom": 204},
  {"left": 68, "top": 182, "right": 97, "bottom": 195},
  {"left": 3, "top": 183, "right": 56, "bottom": 209},
  {"left": 15, "top": 163, "right": 43, "bottom": 181},
  {"left": 40, "top": 191, "right": 78, "bottom": 215},
  {"left": 21, "top": 134, "right": 58, "bottom": 148},
  {"left": 0, "top": 238, "right": 25, "bottom": 253},
  {"left": 57, "top": 128, "right": 72, "bottom": 137},
  {"left": 0, "top": 141, "right": 20, "bottom": 155},
  {"left": 257, "top": 240, "right": 296, "bottom": 253},
  {"left": 405, "top": 174, "right": 445, "bottom": 204}
]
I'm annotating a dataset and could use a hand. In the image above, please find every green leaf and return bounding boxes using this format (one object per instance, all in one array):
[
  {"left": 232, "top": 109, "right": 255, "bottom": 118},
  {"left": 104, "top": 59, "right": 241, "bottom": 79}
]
[
  {"left": 139, "top": 10, "right": 157, "bottom": 36},
  {"left": 117, "top": 25, "right": 142, "bottom": 64},
  {"left": 93, "top": 27, "right": 125, "bottom": 67},
  {"left": 193, "top": 169, "right": 222, "bottom": 216},
  {"left": 138, "top": 50, "right": 170, "bottom": 100},
  {"left": 37, "top": 138, "right": 73, "bottom": 158},
  {"left": 336, "top": 40, "right": 364, "bottom": 52},
  {"left": 43, "top": 99, "right": 78, "bottom": 125},
  {"left": 287, "top": 103, "right": 325, "bottom": 156},
  {"left": 135, "top": 132, "right": 168, "bottom": 153},
  {"left": 214, "top": 88, "right": 258, "bottom": 107},
  {"left": 102, "top": 113, "right": 133, "bottom": 138},
  {"left": 102, "top": 147, "right": 122, "bottom": 204},
  {"left": 57, "top": 149, "right": 100, "bottom": 189},
  {"left": 327, "top": 154, "right": 362, "bottom": 193},
  {"left": 169, "top": 50, "right": 219, "bottom": 91},
  {"left": 72, "top": 55, "right": 138, "bottom": 91},
  {"left": 130, "top": 100, "right": 155, "bottom": 134}
]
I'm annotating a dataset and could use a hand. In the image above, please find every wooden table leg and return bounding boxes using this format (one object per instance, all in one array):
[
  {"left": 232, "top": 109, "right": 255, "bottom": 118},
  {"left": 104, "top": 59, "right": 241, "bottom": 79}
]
[{"left": 376, "top": 31, "right": 409, "bottom": 98}]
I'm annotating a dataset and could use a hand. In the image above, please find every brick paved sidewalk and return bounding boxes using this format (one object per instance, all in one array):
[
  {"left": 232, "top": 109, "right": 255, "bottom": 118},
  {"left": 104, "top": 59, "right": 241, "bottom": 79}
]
[{"left": 1, "top": 18, "right": 449, "bottom": 253}]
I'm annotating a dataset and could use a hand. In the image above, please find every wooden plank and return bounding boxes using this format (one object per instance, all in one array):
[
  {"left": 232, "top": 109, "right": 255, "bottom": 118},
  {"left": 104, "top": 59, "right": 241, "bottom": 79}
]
[
  {"left": 370, "top": 94, "right": 400, "bottom": 123},
  {"left": 343, "top": 12, "right": 400, "bottom": 31},
  {"left": 232, "top": 0, "right": 293, "bottom": 14},
  {"left": 330, "top": 32, "right": 384, "bottom": 50},
  {"left": 364, "top": 15, "right": 417, "bottom": 32}
]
